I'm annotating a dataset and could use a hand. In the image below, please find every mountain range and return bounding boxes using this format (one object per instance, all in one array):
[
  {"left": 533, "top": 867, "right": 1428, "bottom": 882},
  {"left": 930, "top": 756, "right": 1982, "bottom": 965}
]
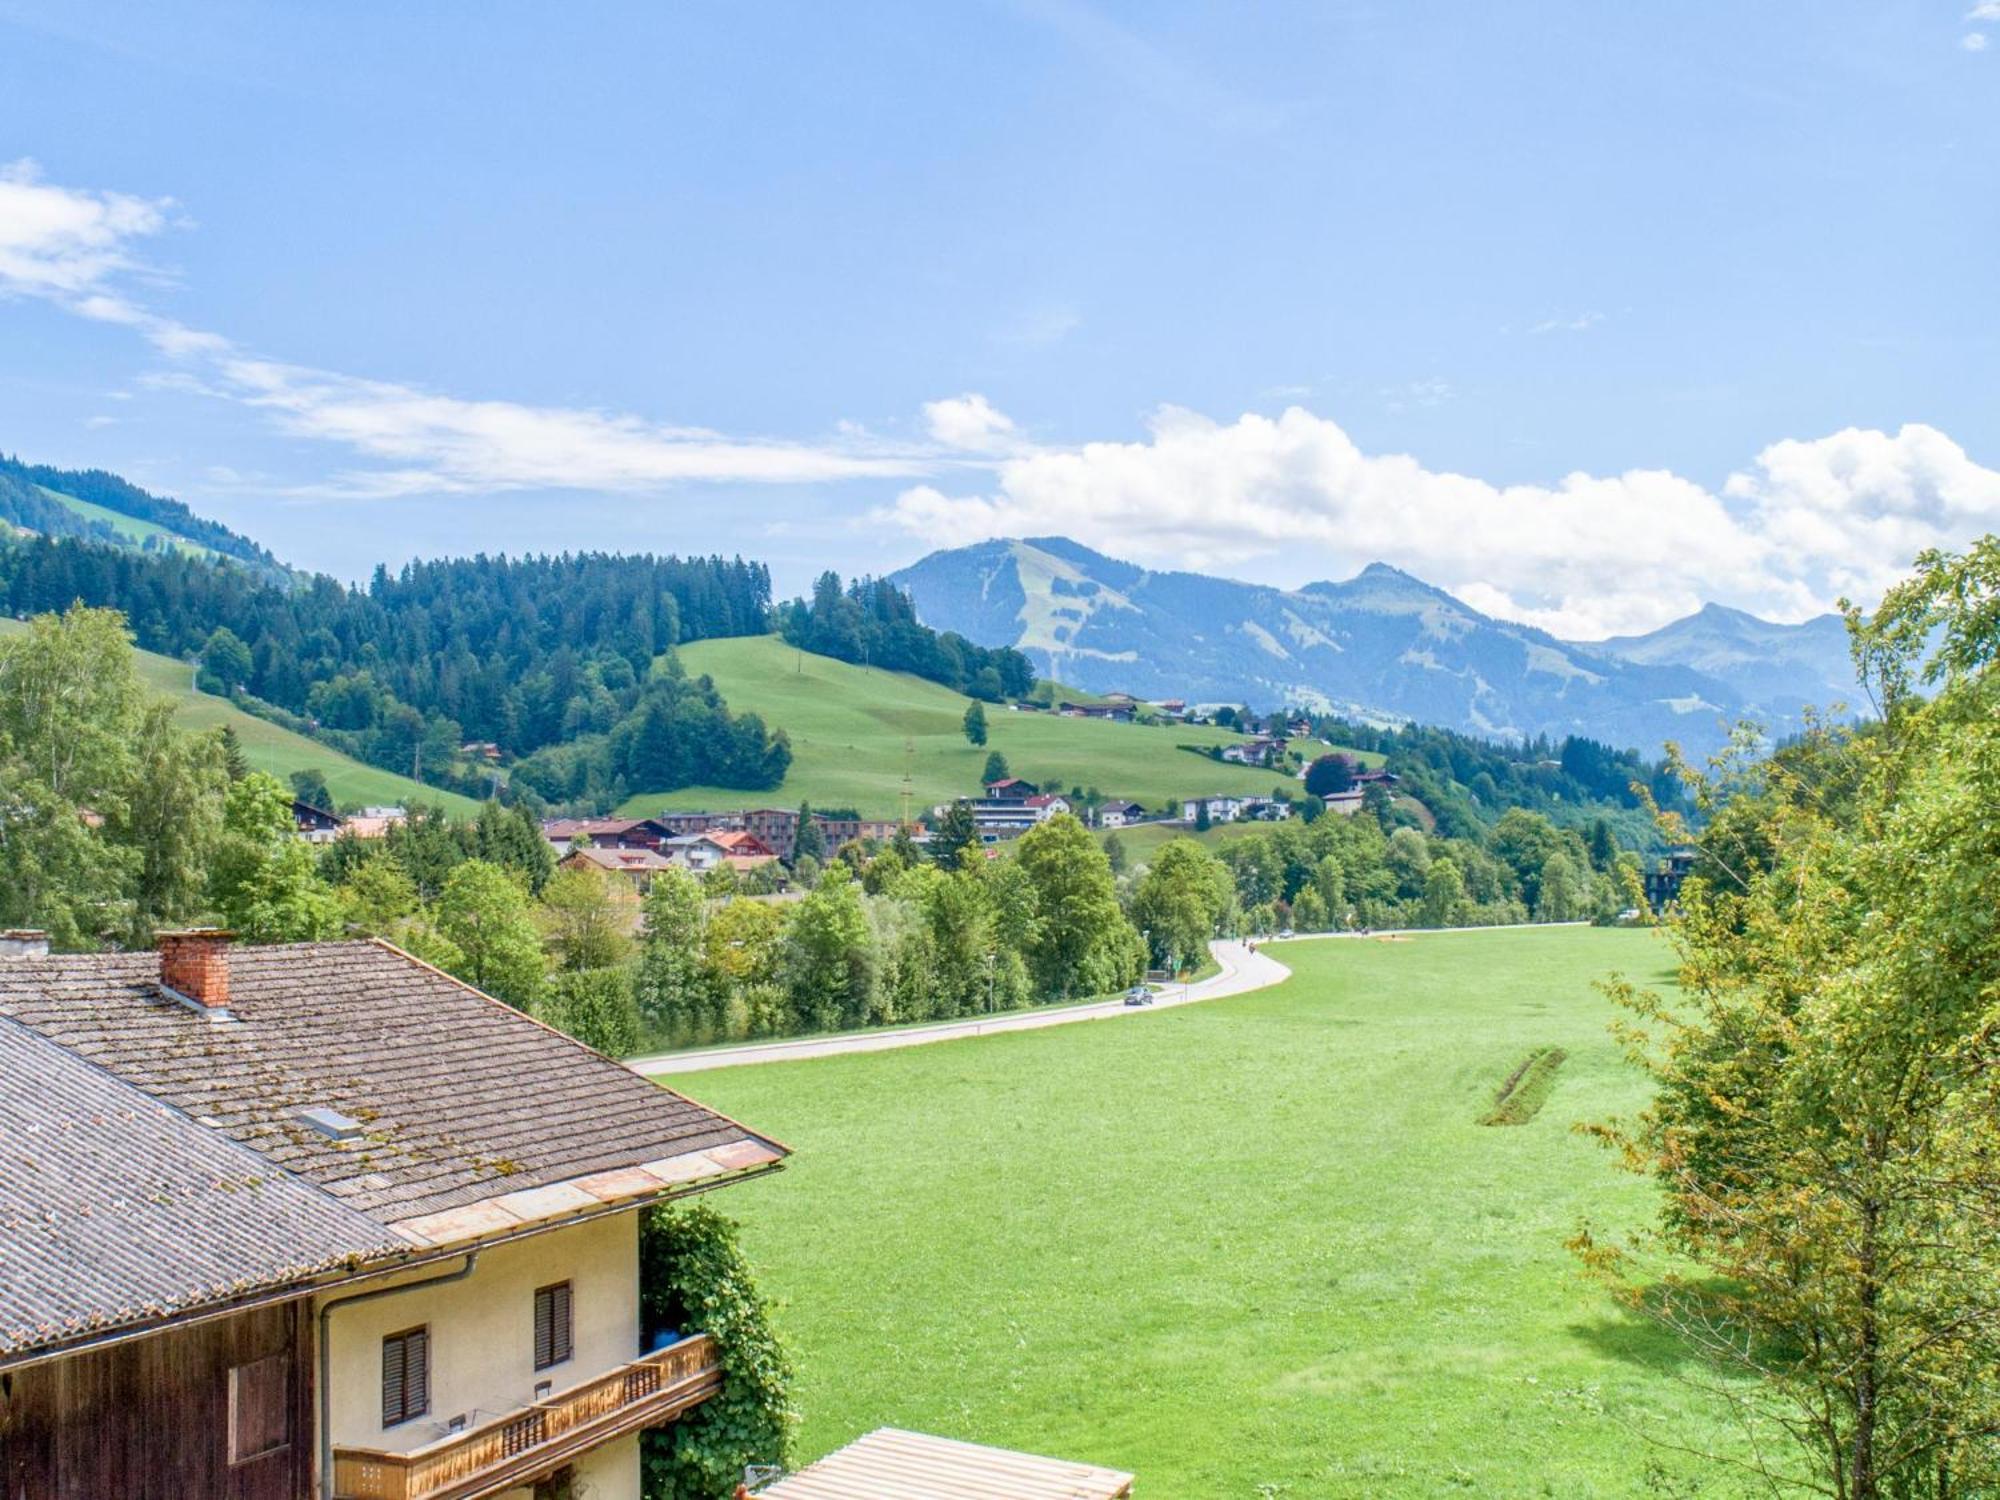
[{"left": 889, "top": 537, "right": 1861, "bottom": 756}]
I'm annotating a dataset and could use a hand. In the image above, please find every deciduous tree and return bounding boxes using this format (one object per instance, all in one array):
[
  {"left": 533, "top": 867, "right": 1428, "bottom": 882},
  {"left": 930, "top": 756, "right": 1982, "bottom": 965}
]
[
  {"left": 432, "top": 858, "right": 545, "bottom": 1005},
  {"left": 1014, "top": 814, "right": 1140, "bottom": 997}
]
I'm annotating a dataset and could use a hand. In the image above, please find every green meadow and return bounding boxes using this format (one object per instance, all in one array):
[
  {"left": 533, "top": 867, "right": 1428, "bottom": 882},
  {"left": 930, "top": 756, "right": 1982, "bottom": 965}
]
[
  {"left": 666, "top": 926, "right": 1756, "bottom": 1498},
  {"left": 619, "top": 634, "right": 1364, "bottom": 820}
]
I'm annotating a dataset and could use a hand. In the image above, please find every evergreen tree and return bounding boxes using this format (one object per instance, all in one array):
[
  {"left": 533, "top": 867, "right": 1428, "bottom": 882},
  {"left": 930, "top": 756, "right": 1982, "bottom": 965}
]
[
  {"left": 928, "top": 801, "right": 979, "bottom": 871},
  {"left": 962, "top": 700, "right": 988, "bottom": 746},
  {"left": 981, "top": 750, "right": 1009, "bottom": 786},
  {"left": 1587, "top": 817, "right": 1618, "bottom": 871},
  {"left": 790, "top": 801, "right": 826, "bottom": 865},
  {"left": 218, "top": 724, "right": 250, "bottom": 780}
]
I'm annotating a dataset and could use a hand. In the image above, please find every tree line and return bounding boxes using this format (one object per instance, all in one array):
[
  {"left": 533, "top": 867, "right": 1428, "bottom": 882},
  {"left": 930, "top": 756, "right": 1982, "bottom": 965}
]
[
  {"left": 0, "top": 453, "right": 281, "bottom": 570},
  {"left": 777, "top": 571, "right": 1036, "bottom": 701},
  {"left": 1292, "top": 715, "right": 1684, "bottom": 847},
  {"left": 0, "top": 538, "right": 788, "bottom": 803}
]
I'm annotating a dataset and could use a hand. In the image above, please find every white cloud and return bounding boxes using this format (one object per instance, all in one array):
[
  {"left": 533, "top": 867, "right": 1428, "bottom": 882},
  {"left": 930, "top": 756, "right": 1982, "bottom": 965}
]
[
  {"left": 1967, "top": 2, "right": 2000, "bottom": 21},
  {"left": 922, "top": 393, "right": 1020, "bottom": 453},
  {"left": 1962, "top": 31, "right": 1990, "bottom": 50},
  {"left": 0, "top": 159, "right": 173, "bottom": 304},
  {"left": 0, "top": 161, "right": 930, "bottom": 498},
  {"left": 878, "top": 406, "right": 2000, "bottom": 639},
  {"left": 1530, "top": 311, "right": 1604, "bottom": 334},
  {"left": 10, "top": 162, "right": 2000, "bottom": 641}
]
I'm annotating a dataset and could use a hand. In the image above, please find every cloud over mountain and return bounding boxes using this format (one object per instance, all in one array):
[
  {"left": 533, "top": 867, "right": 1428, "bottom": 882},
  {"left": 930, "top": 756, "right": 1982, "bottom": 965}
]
[{"left": 883, "top": 401, "right": 2000, "bottom": 639}]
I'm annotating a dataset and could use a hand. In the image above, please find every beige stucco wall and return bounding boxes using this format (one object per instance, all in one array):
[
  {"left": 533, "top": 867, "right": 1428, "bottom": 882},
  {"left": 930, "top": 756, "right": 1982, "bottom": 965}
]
[
  {"left": 317, "top": 1210, "right": 641, "bottom": 1497},
  {"left": 494, "top": 1432, "right": 640, "bottom": 1500}
]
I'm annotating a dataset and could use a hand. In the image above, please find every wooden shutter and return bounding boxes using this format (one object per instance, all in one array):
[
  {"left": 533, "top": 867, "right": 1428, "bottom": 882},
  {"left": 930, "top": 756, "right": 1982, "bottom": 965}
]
[
  {"left": 227, "top": 1353, "right": 290, "bottom": 1462},
  {"left": 534, "top": 1282, "right": 573, "bottom": 1370},
  {"left": 382, "top": 1326, "right": 430, "bottom": 1427}
]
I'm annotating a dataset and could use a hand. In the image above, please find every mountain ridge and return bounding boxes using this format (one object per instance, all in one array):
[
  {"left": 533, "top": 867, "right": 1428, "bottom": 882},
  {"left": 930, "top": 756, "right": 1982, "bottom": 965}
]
[{"left": 890, "top": 536, "right": 1859, "bottom": 755}]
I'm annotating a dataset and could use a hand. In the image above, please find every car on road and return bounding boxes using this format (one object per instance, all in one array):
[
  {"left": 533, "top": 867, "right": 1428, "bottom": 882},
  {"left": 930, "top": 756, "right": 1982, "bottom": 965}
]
[
  {"left": 1277, "top": 928, "right": 1296, "bottom": 939},
  {"left": 1123, "top": 985, "right": 1154, "bottom": 1006}
]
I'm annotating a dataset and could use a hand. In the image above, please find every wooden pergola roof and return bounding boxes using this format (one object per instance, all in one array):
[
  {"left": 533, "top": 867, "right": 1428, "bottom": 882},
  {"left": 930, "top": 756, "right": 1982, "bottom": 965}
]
[{"left": 759, "top": 1428, "right": 1135, "bottom": 1499}]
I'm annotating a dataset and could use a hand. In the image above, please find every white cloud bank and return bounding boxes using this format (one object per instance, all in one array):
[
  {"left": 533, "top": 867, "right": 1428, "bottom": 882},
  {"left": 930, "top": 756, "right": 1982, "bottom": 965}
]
[
  {"left": 884, "top": 403, "right": 2000, "bottom": 639},
  {"left": 7, "top": 160, "right": 2000, "bottom": 639},
  {"left": 0, "top": 159, "right": 926, "bottom": 496}
]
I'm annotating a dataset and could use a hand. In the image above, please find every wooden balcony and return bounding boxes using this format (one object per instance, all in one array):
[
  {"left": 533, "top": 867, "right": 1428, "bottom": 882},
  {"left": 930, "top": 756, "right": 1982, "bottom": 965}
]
[{"left": 333, "top": 1334, "right": 719, "bottom": 1500}]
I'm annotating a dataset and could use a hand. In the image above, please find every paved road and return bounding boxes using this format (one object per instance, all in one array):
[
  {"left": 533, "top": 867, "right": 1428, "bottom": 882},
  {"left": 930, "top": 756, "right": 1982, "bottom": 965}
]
[{"left": 630, "top": 938, "right": 1293, "bottom": 1076}]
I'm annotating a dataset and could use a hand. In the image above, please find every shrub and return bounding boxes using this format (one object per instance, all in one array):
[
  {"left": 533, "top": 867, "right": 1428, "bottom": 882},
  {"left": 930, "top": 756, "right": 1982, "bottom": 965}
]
[
  {"left": 640, "top": 1203, "right": 795, "bottom": 1499},
  {"left": 537, "top": 967, "right": 641, "bottom": 1058}
]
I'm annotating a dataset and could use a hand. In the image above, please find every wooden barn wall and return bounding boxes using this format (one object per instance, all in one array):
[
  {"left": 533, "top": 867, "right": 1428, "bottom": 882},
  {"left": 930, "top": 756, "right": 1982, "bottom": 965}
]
[{"left": 0, "top": 1301, "right": 313, "bottom": 1500}]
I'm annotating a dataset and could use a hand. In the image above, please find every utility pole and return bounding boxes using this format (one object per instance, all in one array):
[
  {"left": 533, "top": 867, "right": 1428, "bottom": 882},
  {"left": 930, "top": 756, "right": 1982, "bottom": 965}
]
[{"left": 899, "top": 737, "right": 914, "bottom": 831}]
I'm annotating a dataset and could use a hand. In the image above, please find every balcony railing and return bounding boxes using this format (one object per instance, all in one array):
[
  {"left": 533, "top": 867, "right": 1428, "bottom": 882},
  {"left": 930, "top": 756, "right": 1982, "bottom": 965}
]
[{"left": 333, "top": 1334, "right": 719, "bottom": 1500}]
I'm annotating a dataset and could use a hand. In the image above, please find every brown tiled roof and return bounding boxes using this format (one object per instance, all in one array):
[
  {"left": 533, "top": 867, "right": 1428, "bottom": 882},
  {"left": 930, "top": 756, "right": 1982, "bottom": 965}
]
[
  {"left": 0, "top": 1016, "right": 399, "bottom": 1360},
  {"left": 563, "top": 846, "right": 673, "bottom": 873},
  {"left": 0, "top": 941, "right": 781, "bottom": 1229}
]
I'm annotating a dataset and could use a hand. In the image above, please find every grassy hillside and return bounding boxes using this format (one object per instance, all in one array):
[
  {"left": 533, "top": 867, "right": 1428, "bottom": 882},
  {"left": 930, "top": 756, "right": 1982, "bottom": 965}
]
[
  {"left": 39, "top": 484, "right": 226, "bottom": 561},
  {"left": 617, "top": 635, "right": 1323, "bottom": 819},
  {"left": 0, "top": 619, "right": 478, "bottom": 815},
  {"left": 668, "top": 927, "right": 1751, "bottom": 1496}
]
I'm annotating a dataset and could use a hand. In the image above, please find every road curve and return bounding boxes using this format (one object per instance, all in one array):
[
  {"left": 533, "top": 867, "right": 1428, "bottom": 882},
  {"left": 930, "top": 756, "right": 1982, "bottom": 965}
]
[{"left": 630, "top": 938, "right": 1292, "bottom": 1076}]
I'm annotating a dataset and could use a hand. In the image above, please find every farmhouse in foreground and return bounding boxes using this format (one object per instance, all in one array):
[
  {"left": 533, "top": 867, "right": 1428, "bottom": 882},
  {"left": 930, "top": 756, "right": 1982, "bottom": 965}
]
[{"left": 0, "top": 929, "right": 787, "bottom": 1500}]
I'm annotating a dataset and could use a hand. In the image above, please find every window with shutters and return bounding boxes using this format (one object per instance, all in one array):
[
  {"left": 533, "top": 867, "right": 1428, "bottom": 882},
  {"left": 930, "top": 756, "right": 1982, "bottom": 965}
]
[
  {"left": 381, "top": 1326, "right": 431, "bottom": 1428},
  {"left": 227, "top": 1353, "right": 290, "bottom": 1462},
  {"left": 533, "top": 1281, "right": 573, "bottom": 1370}
]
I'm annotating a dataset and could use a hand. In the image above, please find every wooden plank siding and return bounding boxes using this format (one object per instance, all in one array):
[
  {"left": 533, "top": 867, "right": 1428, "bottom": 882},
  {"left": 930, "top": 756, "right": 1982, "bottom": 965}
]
[{"left": 0, "top": 1301, "right": 313, "bottom": 1500}]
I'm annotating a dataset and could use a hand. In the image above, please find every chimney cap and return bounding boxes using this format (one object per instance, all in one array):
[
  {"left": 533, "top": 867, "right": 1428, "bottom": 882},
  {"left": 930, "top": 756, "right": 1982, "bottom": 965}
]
[
  {"left": 156, "top": 927, "right": 237, "bottom": 941},
  {"left": 0, "top": 929, "right": 51, "bottom": 958}
]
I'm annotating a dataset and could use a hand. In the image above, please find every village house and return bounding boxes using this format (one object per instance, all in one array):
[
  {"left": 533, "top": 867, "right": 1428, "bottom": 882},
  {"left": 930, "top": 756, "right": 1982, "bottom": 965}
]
[
  {"left": 1220, "top": 736, "right": 1286, "bottom": 768},
  {"left": 1181, "top": 794, "right": 1247, "bottom": 824},
  {"left": 0, "top": 928, "right": 788, "bottom": 1500},
  {"left": 648, "top": 809, "right": 903, "bottom": 863},
  {"left": 982, "top": 777, "right": 1039, "bottom": 802},
  {"left": 291, "top": 799, "right": 346, "bottom": 844},
  {"left": 539, "top": 817, "right": 673, "bottom": 858},
  {"left": 1095, "top": 799, "right": 1147, "bottom": 829},
  {"left": 952, "top": 788, "right": 1071, "bottom": 844},
  {"left": 560, "top": 842, "right": 677, "bottom": 892},
  {"left": 1239, "top": 796, "right": 1294, "bottom": 822}
]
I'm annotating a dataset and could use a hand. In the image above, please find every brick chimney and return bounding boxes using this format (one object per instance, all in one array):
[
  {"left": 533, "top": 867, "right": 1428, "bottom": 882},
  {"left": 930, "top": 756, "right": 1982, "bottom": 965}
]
[
  {"left": 158, "top": 928, "right": 235, "bottom": 1011},
  {"left": 0, "top": 929, "right": 49, "bottom": 959}
]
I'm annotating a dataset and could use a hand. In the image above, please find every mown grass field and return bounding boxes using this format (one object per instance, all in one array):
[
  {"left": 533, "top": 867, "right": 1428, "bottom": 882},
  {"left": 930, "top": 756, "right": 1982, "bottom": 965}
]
[
  {"left": 665, "top": 927, "right": 1753, "bottom": 1497},
  {"left": 0, "top": 618, "right": 477, "bottom": 815},
  {"left": 620, "top": 635, "right": 1365, "bottom": 820},
  {"left": 39, "top": 483, "right": 225, "bottom": 560}
]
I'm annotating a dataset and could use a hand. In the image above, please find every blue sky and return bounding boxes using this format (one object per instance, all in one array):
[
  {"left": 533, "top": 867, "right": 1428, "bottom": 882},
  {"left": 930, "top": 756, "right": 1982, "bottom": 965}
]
[{"left": 1, "top": 0, "right": 1996, "bottom": 635}]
